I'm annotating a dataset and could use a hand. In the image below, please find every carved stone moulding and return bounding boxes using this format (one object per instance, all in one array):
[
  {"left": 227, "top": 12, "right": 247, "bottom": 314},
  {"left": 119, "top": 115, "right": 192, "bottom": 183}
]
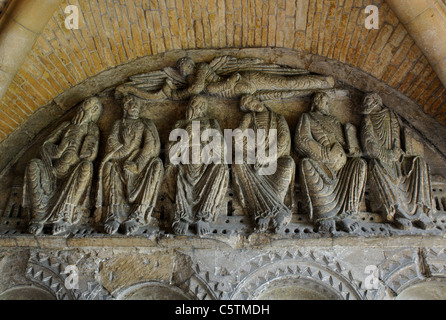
[
  {"left": 0, "top": 48, "right": 444, "bottom": 240},
  {"left": 1, "top": 245, "right": 446, "bottom": 300},
  {"left": 115, "top": 282, "right": 194, "bottom": 300}
]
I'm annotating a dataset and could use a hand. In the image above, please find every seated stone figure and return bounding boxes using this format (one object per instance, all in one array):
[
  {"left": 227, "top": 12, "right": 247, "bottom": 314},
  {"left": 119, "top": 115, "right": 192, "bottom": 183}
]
[
  {"left": 360, "top": 93, "right": 434, "bottom": 230},
  {"left": 168, "top": 95, "right": 229, "bottom": 235},
  {"left": 96, "top": 95, "right": 164, "bottom": 235},
  {"left": 232, "top": 95, "right": 295, "bottom": 232},
  {"left": 23, "top": 97, "right": 103, "bottom": 235},
  {"left": 295, "top": 92, "right": 367, "bottom": 233}
]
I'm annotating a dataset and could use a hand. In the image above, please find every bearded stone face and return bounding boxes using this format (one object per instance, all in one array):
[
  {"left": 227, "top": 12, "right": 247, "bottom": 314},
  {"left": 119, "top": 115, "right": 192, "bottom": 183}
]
[
  {"left": 123, "top": 96, "right": 142, "bottom": 119},
  {"left": 362, "top": 93, "right": 383, "bottom": 114},
  {"left": 311, "top": 93, "right": 330, "bottom": 115}
]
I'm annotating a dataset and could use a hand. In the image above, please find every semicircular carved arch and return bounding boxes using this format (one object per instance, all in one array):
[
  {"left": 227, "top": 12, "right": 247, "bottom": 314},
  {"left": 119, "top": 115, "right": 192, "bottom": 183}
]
[
  {"left": 372, "top": 248, "right": 446, "bottom": 300},
  {"left": 191, "top": 250, "right": 365, "bottom": 300},
  {"left": 25, "top": 251, "right": 112, "bottom": 300},
  {"left": 114, "top": 281, "right": 196, "bottom": 300}
]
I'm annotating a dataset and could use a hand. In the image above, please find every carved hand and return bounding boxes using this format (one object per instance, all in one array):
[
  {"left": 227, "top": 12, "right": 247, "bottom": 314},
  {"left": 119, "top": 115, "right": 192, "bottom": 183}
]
[
  {"left": 328, "top": 143, "right": 347, "bottom": 170},
  {"left": 347, "top": 147, "right": 362, "bottom": 158},
  {"left": 166, "top": 79, "right": 176, "bottom": 89},
  {"left": 41, "top": 141, "right": 60, "bottom": 159},
  {"left": 392, "top": 147, "right": 405, "bottom": 162},
  {"left": 162, "top": 81, "right": 173, "bottom": 97},
  {"left": 124, "top": 161, "right": 138, "bottom": 174},
  {"left": 102, "top": 145, "right": 123, "bottom": 164}
]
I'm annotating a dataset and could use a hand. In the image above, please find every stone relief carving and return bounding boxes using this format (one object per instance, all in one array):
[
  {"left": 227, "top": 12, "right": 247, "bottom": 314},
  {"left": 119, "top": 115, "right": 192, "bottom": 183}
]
[
  {"left": 295, "top": 92, "right": 367, "bottom": 233},
  {"left": 168, "top": 95, "right": 229, "bottom": 235},
  {"left": 95, "top": 95, "right": 164, "bottom": 235},
  {"left": 360, "top": 93, "right": 435, "bottom": 231},
  {"left": 2, "top": 55, "right": 443, "bottom": 238},
  {"left": 190, "top": 250, "right": 364, "bottom": 300},
  {"left": 23, "top": 97, "right": 103, "bottom": 236},
  {"left": 116, "top": 56, "right": 335, "bottom": 101},
  {"left": 1, "top": 245, "right": 444, "bottom": 300},
  {"left": 26, "top": 250, "right": 111, "bottom": 300},
  {"left": 232, "top": 95, "right": 295, "bottom": 232}
]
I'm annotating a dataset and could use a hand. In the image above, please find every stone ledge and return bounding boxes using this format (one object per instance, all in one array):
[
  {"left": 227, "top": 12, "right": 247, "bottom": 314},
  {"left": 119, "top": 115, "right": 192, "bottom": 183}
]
[{"left": 0, "top": 233, "right": 445, "bottom": 250}]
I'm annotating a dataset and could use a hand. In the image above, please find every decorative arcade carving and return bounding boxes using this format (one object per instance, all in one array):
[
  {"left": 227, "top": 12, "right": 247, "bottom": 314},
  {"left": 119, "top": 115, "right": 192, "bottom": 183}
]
[{"left": 2, "top": 55, "right": 442, "bottom": 238}]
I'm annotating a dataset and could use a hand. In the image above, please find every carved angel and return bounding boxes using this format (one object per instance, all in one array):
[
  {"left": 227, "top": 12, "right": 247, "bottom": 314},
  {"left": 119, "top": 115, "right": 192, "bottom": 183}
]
[{"left": 116, "top": 56, "right": 335, "bottom": 101}]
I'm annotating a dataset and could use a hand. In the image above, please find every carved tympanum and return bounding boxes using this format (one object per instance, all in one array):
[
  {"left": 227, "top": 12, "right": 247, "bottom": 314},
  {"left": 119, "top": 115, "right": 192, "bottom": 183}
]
[
  {"left": 168, "top": 95, "right": 229, "bottom": 235},
  {"left": 360, "top": 93, "right": 435, "bottom": 230},
  {"left": 95, "top": 95, "right": 164, "bottom": 235},
  {"left": 23, "top": 97, "right": 103, "bottom": 235},
  {"left": 232, "top": 95, "right": 295, "bottom": 232},
  {"left": 11, "top": 55, "right": 445, "bottom": 239},
  {"left": 295, "top": 92, "right": 367, "bottom": 233},
  {"left": 117, "top": 56, "right": 335, "bottom": 102}
]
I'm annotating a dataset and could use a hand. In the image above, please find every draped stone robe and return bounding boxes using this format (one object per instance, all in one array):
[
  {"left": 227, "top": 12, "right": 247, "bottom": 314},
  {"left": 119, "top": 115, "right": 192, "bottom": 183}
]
[
  {"left": 295, "top": 112, "right": 367, "bottom": 223},
  {"left": 170, "top": 117, "right": 229, "bottom": 227},
  {"left": 168, "top": 63, "right": 335, "bottom": 101},
  {"left": 232, "top": 108, "right": 295, "bottom": 225},
  {"left": 23, "top": 120, "right": 99, "bottom": 226},
  {"left": 98, "top": 118, "right": 164, "bottom": 226},
  {"left": 361, "top": 108, "right": 434, "bottom": 222}
]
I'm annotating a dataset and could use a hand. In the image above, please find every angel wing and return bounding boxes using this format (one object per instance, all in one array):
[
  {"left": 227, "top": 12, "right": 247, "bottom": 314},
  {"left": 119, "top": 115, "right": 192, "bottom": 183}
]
[
  {"left": 124, "top": 66, "right": 188, "bottom": 92},
  {"left": 210, "top": 56, "right": 310, "bottom": 77},
  {"left": 116, "top": 56, "right": 311, "bottom": 100}
]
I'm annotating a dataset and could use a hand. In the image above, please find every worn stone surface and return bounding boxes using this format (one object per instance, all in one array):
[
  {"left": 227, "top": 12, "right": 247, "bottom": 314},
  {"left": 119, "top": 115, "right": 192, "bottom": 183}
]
[
  {"left": 1, "top": 1, "right": 446, "bottom": 149},
  {"left": 0, "top": 48, "right": 445, "bottom": 300},
  {"left": 0, "top": 239, "right": 445, "bottom": 300}
]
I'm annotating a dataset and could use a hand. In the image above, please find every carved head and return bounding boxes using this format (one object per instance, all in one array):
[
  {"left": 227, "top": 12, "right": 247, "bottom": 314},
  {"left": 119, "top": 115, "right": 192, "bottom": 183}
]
[
  {"left": 240, "top": 95, "right": 267, "bottom": 113},
  {"left": 311, "top": 92, "right": 330, "bottom": 115},
  {"left": 362, "top": 93, "right": 383, "bottom": 114},
  {"left": 73, "top": 97, "right": 103, "bottom": 125},
  {"left": 177, "top": 57, "right": 196, "bottom": 77},
  {"left": 187, "top": 95, "right": 208, "bottom": 120},
  {"left": 123, "top": 95, "right": 142, "bottom": 120}
]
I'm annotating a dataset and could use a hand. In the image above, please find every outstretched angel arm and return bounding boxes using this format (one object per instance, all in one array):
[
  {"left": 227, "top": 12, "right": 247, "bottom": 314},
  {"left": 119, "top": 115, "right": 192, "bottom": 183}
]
[{"left": 115, "top": 67, "right": 188, "bottom": 101}]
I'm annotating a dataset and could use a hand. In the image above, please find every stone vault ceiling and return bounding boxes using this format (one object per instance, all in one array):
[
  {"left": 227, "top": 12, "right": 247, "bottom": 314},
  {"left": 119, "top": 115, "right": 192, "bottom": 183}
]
[{"left": 0, "top": 0, "right": 445, "bottom": 143}]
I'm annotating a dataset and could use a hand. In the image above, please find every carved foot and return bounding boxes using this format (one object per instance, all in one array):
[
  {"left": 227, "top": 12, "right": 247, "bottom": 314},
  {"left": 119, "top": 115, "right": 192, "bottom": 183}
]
[
  {"left": 52, "top": 221, "right": 70, "bottom": 235},
  {"left": 316, "top": 219, "right": 336, "bottom": 233},
  {"left": 173, "top": 221, "right": 189, "bottom": 235},
  {"left": 393, "top": 217, "right": 412, "bottom": 230},
  {"left": 256, "top": 218, "right": 270, "bottom": 232},
  {"left": 337, "top": 218, "right": 360, "bottom": 233},
  {"left": 196, "top": 220, "right": 211, "bottom": 236},
  {"left": 123, "top": 218, "right": 140, "bottom": 235},
  {"left": 104, "top": 220, "right": 120, "bottom": 235},
  {"left": 413, "top": 214, "right": 434, "bottom": 230},
  {"left": 28, "top": 223, "right": 44, "bottom": 235},
  {"left": 272, "top": 210, "right": 289, "bottom": 232}
]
